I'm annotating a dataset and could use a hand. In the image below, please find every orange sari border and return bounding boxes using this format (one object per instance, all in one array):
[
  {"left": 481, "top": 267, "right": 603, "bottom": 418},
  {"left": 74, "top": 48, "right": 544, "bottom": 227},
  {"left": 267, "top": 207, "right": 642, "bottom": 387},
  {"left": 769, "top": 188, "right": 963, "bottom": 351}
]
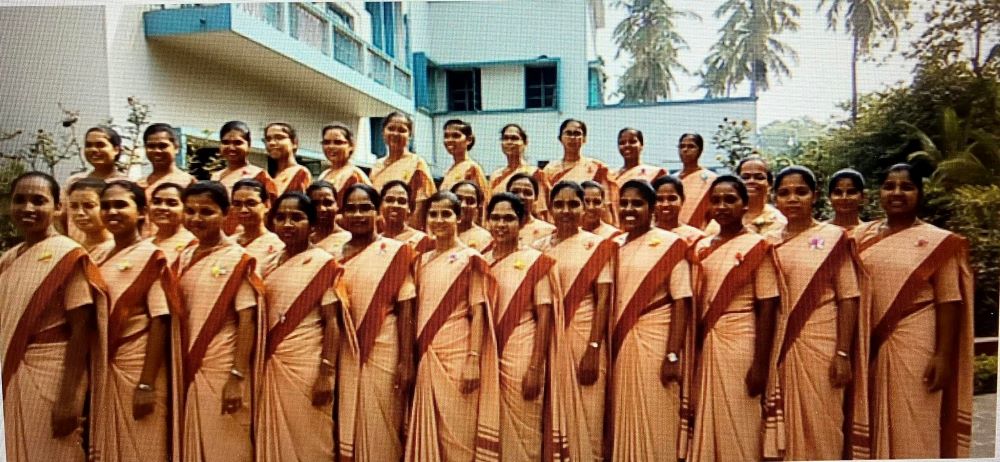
[
  {"left": 562, "top": 238, "right": 617, "bottom": 326},
  {"left": 356, "top": 244, "right": 416, "bottom": 365},
  {"left": 106, "top": 250, "right": 170, "bottom": 360},
  {"left": 263, "top": 259, "right": 343, "bottom": 359},
  {"left": 493, "top": 253, "right": 556, "bottom": 357}
]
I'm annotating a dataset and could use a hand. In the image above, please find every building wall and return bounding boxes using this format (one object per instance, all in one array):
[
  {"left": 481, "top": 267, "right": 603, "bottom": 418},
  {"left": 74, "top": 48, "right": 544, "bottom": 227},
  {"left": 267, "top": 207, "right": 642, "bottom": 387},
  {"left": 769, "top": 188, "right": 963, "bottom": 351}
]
[
  {"left": 0, "top": 5, "right": 113, "bottom": 181},
  {"left": 429, "top": 98, "right": 757, "bottom": 176}
]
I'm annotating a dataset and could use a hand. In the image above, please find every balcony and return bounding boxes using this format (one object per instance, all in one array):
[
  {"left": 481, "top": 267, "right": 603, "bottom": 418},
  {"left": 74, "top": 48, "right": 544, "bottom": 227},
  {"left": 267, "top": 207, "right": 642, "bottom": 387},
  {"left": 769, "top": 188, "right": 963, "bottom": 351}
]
[{"left": 144, "top": 3, "right": 412, "bottom": 114}]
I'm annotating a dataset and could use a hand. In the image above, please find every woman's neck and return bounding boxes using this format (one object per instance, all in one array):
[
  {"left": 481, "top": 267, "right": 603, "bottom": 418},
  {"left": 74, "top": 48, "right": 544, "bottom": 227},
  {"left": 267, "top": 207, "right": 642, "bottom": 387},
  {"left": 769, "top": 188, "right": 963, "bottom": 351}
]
[
  {"left": 747, "top": 196, "right": 766, "bottom": 215},
  {"left": 679, "top": 163, "right": 701, "bottom": 176},
  {"left": 92, "top": 165, "right": 116, "bottom": 177},
  {"left": 581, "top": 217, "right": 600, "bottom": 232},
  {"left": 387, "top": 147, "right": 406, "bottom": 162},
  {"left": 832, "top": 211, "right": 861, "bottom": 228},
  {"left": 197, "top": 231, "right": 224, "bottom": 249},
  {"left": 623, "top": 158, "right": 640, "bottom": 170},
  {"left": 329, "top": 159, "right": 347, "bottom": 170},
  {"left": 349, "top": 231, "right": 377, "bottom": 248},
  {"left": 458, "top": 219, "right": 473, "bottom": 233},
  {"left": 227, "top": 157, "right": 248, "bottom": 170},
  {"left": 506, "top": 155, "right": 525, "bottom": 169},
  {"left": 241, "top": 221, "right": 266, "bottom": 240},
  {"left": 562, "top": 149, "right": 581, "bottom": 162},
  {"left": 886, "top": 213, "right": 917, "bottom": 231},
  {"left": 113, "top": 230, "right": 141, "bottom": 251},
  {"left": 716, "top": 221, "right": 744, "bottom": 239},
  {"left": 659, "top": 216, "right": 680, "bottom": 230},
  {"left": 85, "top": 229, "right": 112, "bottom": 246},
  {"left": 555, "top": 224, "right": 579, "bottom": 240},
  {"left": 24, "top": 227, "right": 56, "bottom": 247},
  {"left": 383, "top": 220, "right": 405, "bottom": 236},
  {"left": 434, "top": 235, "right": 458, "bottom": 252},
  {"left": 492, "top": 239, "right": 517, "bottom": 260},
  {"left": 276, "top": 155, "right": 297, "bottom": 172},
  {"left": 784, "top": 216, "right": 815, "bottom": 234},
  {"left": 624, "top": 225, "right": 651, "bottom": 243},
  {"left": 284, "top": 240, "right": 309, "bottom": 258},
  {"left": 153, "top": 224, "right": 179, "bottom": 242},
  {"left": 450, "top": 151, "right": 468, "bottom": 165}
]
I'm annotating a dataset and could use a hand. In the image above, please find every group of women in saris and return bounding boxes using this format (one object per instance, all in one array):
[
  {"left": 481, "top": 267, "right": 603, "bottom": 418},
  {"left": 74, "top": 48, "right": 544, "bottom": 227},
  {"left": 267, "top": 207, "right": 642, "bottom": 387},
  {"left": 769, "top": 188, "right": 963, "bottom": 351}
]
[{"left": 0, "top": 112, "right": 974, "bottom": 462}]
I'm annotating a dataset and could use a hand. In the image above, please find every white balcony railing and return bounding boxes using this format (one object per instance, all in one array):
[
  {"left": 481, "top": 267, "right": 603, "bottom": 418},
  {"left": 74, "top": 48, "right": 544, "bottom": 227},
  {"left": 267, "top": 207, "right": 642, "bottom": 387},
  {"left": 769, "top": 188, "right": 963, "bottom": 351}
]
[{"left": 237, "top": 2, "right": 412, "bottom": 99}]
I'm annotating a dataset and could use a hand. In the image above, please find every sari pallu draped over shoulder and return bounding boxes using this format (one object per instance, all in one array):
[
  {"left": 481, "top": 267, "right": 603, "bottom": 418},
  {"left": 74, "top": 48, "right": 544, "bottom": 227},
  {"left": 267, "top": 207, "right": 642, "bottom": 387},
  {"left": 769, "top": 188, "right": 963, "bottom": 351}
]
[
  {"left": 762, "top": 226, "right": 871, "bottom": 460},
  {"left": 0, "top": 235, "right": 110, "bottom": 462},
  {"left": 337, "top": 238, "right": 416, "bottom": 462},
  {"left": 856, "top": 221, "right": 973, "bottom": 458},
  {"left": 537, "top": 232, "right": 616, "bottom": 462},
  {"left": 609, "top": 231, "right": 691, "bottom": 461},
  {"left": 256, "top": 249, "right": 342, "bottom": 462},
  {"left": 688, "top": 233, "right": 779, "bottom": 462},
  {"left": 406, "top": 249, "right": 500, "bottom": 462},
  {"left": 93, "top": 241, "right": 183, "bottom": 462},
  {"left": 172, "top": 242, "right": 266, "bottom": 462},
  {"left": 486, "top": 250, "right": 566, "bottom": 461}
]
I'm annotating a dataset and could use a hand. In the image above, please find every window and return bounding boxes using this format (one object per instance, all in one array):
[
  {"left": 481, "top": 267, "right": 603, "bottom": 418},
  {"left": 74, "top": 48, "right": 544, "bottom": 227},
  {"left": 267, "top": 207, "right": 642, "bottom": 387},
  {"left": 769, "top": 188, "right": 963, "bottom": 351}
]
[
  {"left": 325, "top": 3, "right": 353, "bottom": 30},
  {"left": 525, "top": 65, "right": 557, "bottom": 109},
  {"left": 365, "top": 2, "right": 396, "bottom": 58},
  {"left": 447, "top": 69, "right": 482, "bottom": 112},
  {"left": 369, "top": 117, "right": 387, "bottom": 158}
]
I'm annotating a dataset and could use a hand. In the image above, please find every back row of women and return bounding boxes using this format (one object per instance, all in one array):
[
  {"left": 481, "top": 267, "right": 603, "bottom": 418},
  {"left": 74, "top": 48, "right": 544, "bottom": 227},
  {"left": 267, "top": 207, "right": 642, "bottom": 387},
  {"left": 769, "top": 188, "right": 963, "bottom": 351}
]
[{"left": 0, "top": 113, "right": 973, "bottom": 462}]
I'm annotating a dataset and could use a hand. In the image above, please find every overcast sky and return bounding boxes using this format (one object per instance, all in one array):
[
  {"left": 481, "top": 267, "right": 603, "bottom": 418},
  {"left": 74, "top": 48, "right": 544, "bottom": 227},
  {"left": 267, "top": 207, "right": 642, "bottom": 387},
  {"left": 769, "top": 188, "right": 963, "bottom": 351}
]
[{"left": 593, "top": 0, "right": 929, "bottom": 127}]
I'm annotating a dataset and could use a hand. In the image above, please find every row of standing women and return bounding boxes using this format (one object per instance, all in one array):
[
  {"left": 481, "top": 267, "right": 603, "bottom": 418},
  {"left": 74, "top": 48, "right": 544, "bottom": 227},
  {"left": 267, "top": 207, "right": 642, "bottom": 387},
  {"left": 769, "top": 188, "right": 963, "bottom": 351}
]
[{"left": 2, "top": 114, "right": 973, "bottom": 462}]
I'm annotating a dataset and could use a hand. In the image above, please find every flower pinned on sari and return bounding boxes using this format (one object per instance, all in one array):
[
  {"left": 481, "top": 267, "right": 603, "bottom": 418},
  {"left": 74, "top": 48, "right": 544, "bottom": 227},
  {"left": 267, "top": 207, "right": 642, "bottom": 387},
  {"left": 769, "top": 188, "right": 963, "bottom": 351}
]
[
  {"left": 513, "top": 258, "right": 526, "bottom": 270},
  {"left": 808, "top": 236, "right": 825, "bottom": 250},
  {"left": 37, "top": 250, "right": 53, "bottom": 262},
  {"left": 447, "top": 253, "right": 459, "bottom": 264},
  {"left": 211, "top": 264, "right": 228, "bottom": 278},
  {"left": 916, "top": 238, "right": 929, "bottom": 247},
  {"left": 584, "top": 240, "right": 595, "bottom": 251},
  {"left": 734, "top": 252, "right": 744, "bottom": 266},
  {"left": 175, "top": 243, "right": 187, "bottom": 252},
  {"left": 700, "top": 171, "right": 710, "bottom": 182},
  {"left": 117, "top": 261, "right": 133, "bottom": 272},
  {"left": 378, "top": 242, "right": 388, "bottom": 255},
  {"left": 649, "top": 237, "right": 662, "bottom": 247}
]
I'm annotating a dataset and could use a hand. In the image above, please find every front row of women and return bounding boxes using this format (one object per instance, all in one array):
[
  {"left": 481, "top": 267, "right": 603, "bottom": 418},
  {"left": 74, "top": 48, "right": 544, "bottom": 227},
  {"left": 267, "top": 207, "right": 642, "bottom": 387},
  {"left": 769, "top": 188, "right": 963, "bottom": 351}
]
[{"left": 1, "top": 162, "right": 972, "bottom": 461}]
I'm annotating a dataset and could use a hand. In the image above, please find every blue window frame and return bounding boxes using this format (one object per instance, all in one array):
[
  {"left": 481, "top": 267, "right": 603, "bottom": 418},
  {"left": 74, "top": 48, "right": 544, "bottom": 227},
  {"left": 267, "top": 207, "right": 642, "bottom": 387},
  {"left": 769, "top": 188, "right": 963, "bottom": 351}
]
[{"left": 365, "top": 2, "right": 396, "bottom": 58}]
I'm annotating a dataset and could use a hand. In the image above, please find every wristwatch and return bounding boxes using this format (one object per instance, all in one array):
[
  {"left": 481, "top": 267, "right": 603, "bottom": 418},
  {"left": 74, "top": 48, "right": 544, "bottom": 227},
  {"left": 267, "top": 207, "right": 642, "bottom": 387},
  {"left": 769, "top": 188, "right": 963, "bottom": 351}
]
[
  {"left": 229, "top": 368, "right": 246, "bottom": 380},
  {"left": 588, "top": 341, "right": 601, "bottom": 349},
  {"left": 835, "top": 350, "right": 849, "bottom": 358},
  {"left": 666, "top": 352, "right": 679, "bottom": 363},
  {"left": 136, "top": 383, "right": 153, "bottom": 392}
]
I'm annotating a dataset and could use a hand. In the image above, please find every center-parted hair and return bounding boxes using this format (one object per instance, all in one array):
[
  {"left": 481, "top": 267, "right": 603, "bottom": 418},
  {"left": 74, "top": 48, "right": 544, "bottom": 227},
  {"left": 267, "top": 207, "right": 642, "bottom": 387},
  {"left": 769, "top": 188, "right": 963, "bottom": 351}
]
[
  {"left": 10, "top": 171, "right": 61, "bottom": 205},
  {"left": 102, "top": 180, "right": 147, "bottom": 214},
  {"left": 220, "top": 120, "right": 252, "bottom": 145},
  {"left": 881, "top": 162, "right": 925, "bottom": 200},
  {"left": 380, "top": 180, "right": 414, "bottom": 211},
  {"left": 507, "top": 172, "right": 539, "bottom": 195},
  {"left": 558, "top": 118, "right": 587, "bottom": 138},
  {"left": 487, "top": 192, "right": 527, "bottom": 223},
  {"left": 343, "top": 183, "right": 381, "bottom": 211},
  {"left": 269, "top": 191, "right": 317, "bottom": 225},
  {"left": 232, "top": 178, "right": 269, "bottom": 204},
  {"left": 500, "top": 123, "right": 528, "bottom": 144},
  {"left": 774, "top": 165, "right": 818, "bottom": 194},
  {"left": 652, "top": 175, "right": 685, "bottom": 202},
  {"left": 450, "top": 180, "right": 484, "bottom": 205},
  {"left": 580, "top": 180, "right": 606, "bottom": 200},
  {"left": 617, "top": 127, "right": 644, "bottom": 145},
  {"left": 321, "top": 122, "right": 355, "bottom": 146},
  {"left": 620, "top": 179, "right": 656, "bottom": 208},
  {"left": 425, "top": 190, "right": 462, "bottom": 218},
  {"left": 86, "top": 126, "right": 123, "bottom": 149},
  {"left": 551, "top": 180, "right": 584, "bottom": 202},
  {"left": 679, "top": 133, "right": 704, "bottom": 151},
  {"left": 736, "top": 155, "right": 774, "bottom": 184},
  {"left": 68, "top": 177, "right": 107, "bottom": 195},
  {"left": 143, "top": 123, "right": 180, "bottom": 147},
  {"left": 828, "top": 168, "right": 865, "bottom": 194},
  {"left": 444, "top": 119, "right": 476, "bottom": 150},
  {"left": 182, "top": 180, "right": 230, "bottom": 214},
  {"left": 307, "top": 180, "right": 338, "bottom": 200},
  {"left": 710, "top": 174, "right": 750, "bottom": 204},
  {"left": 265, "top": 122, "right": 298, "bottom": 144}
]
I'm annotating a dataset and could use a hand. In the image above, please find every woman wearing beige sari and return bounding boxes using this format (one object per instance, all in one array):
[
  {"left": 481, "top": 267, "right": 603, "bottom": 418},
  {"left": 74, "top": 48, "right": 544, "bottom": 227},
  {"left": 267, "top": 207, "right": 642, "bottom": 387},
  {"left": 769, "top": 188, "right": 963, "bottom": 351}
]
[
  {"left": 370, "top": 112, "right": 436, "bottom": 230},
  {"left": 175, "top": 181, "right": 264, "bottom": 461},
  {"left": 316, "top": 123, "right": 371, "bottom": 205},
  {"left": 767, "top": 166, "right": 870, "bottom": 460},
  {"left": 439, "top": 120, "right": 490, "bottom": 206},
  {"left": 1, "top": 172, "right": 109, "bottom": 462},
  {"left": 307, "top": 181, "right": 352, "bottom": 258},
  {"left": 231, "top": 179, "right": 284, "bottom": 264},
  {"left": 137, "top": 124, "right": 196, "bottom": 236},
  {"left": 507, "top": 173, "right": 556, "bottom": 248},
  {"left": 855, "top": 163, "right": 973, "bottom": 458},
  {"left": 61, "top": 127, "right": 128, "bottom": 242},
  {"left": 93, "top": 180, "right": 178, "bottom": 462},
  {"left": 689, "top": 175, "right": 779, "bottom": 461},
  {"left": 652, "top": 175, "right": 706, "bottom": 245},
  {"left": 66, "top": 178, "right": 113, "bottom": 253},
  {"left": 489, "top": 124, "right": 550, "bottom": 222},
  {"left": 336, "top": 184, "right": 417, "bottom": 461},
  {"left": 543, "top": 119, "right": 617, "bottom": 226},
  {"left": 610, "top": 180, "right": 693, "bottom": 461},
  {"left": 674, "top": 133, "right": 716, "bottom": 229},
  {"left": 212, "top": 121, "right": 278, "bottom": 234},
  {"left": 452, "top": 181, "right": 494, "bottom": 253},
  {"left": 826, "top": 168, "right": 869, "bottom": 235},
  {"left": 484, "top": 192, "right": 560, "bottom": 461},
  {"left": 256, "top": 192, "right": 342, "bottom": 461},
  {"left": 149, "top": 182, "right": 197, "bottom": 265},
  {"left": 381, "top": 180, "right": 435, "bottom": 254},
  {"left": 580, "top": 181, "right": 622, "bottom": 240},
  {"left": 535, "top": 181, "right": 615, "bottom": 462},
  {"left": 608, "top": 128, "right": 668, "bottom": 185},
  {"left": 264, "top": 122, "right": 312, "bottom": 196},
  {"left": 405, "top": 191, "right": 500, "bottom": 462}
]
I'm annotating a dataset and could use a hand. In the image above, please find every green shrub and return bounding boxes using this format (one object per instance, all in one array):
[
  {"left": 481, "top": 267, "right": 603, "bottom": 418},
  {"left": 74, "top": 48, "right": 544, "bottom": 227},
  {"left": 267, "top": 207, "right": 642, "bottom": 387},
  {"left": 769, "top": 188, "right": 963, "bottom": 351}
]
[
  {"left": 0, "top": 160, "right": 27, "bottom": 252},
  {"left": 949, "top": 185, "right": 1000, "bottom": 337},
  {"left": 974, "top": 354, "right": 998, "bottom": 395}
]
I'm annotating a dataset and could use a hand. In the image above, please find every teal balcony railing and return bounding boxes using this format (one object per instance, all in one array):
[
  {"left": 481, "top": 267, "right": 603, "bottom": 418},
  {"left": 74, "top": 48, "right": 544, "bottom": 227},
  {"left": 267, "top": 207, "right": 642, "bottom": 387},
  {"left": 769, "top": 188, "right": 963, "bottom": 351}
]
[{"left": 147, "top": 3, "right": 412, "bottom": 99}]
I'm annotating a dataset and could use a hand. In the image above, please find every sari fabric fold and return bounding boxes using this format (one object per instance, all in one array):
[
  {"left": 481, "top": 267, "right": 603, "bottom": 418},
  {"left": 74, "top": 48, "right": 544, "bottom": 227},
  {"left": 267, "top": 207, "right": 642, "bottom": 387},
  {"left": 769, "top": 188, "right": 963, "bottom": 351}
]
[
  {"left": 0, "top": 235, "right": 110, "bottom": 462},
  {"left": 405, "top": 248, "right": 500, "bottom": 462},
  {"left": 856, "top": 220, "right": 973, "bottom": 458},
  {"left": 676, "top": 168, "right": 717, "bottom": 229}
]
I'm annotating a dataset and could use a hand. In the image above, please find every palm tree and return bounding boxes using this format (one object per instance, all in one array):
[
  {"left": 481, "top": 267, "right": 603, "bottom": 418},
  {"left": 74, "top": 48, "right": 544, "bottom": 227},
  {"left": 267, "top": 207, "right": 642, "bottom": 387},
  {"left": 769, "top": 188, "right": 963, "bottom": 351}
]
[
  {"left": 613, "top": 0, "right": 699, "bottom": 103},
  {"left": 697, "top": 0, "right": 800, "bottom": 98},
  {"left": 819, "top": 0, "right": 909, "bottom": 122},
  {"left": 905, "top": 107, "right": 1000, "bottom": 188}
]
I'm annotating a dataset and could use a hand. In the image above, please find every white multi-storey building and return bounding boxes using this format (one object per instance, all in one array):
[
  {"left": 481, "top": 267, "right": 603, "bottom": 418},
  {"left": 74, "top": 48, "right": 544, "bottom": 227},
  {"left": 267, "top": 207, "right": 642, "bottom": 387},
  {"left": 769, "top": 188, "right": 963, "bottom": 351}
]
[{"left": 0, "top": 1, "right": 755, "bottom": 182}]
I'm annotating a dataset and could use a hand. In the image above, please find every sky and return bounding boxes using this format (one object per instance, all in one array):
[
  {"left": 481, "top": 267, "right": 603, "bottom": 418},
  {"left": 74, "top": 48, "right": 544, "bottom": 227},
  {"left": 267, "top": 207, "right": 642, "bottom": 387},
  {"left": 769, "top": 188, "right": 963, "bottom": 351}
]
[{"left": 592, "top": 0, "right": 929, "bottom": 127}]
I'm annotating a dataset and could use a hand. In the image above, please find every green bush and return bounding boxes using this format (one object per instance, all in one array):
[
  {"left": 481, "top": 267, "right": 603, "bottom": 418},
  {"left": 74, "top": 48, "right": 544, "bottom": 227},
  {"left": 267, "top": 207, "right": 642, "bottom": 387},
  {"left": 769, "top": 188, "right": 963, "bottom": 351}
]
[
  {"left": 0, "top": 160, "right": 27, "bottom": 252},
  {"left": 974, "top": 354, "right": 998, "bottom": 395},
  {"left": 949, "top": 185, "right": 1000, "bottom": 337}
]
